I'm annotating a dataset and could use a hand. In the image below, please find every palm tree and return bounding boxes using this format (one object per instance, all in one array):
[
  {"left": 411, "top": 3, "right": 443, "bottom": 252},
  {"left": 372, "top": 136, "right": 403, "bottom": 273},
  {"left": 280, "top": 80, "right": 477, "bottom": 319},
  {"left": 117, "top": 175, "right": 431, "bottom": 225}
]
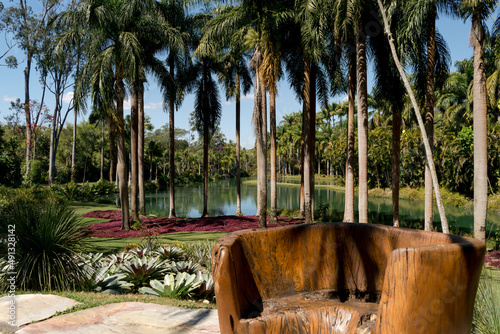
[
  {"left": 284, "top": 0, "right": 331, "bottom": 224},
  {"left": 458, "top": 0, "right": 498, "bottom": 242},
  {"left": 199, "top": 12, "right": 253, "bottom": 216},
  {"left": 75, "top": 0, "right": 147, "bottom": 230},
  {"left": 153, "top": 0, "right": 193, "bottom": 218},
  {"left": 369, "top": 1, "right": 407, "bottom": 227},
  {"left": 376, "top": 0, "right": 450, "bottom": 233},
  {"left": 331, "top": 0, "right": 364, "bottom": 223},
  {"left": 191, "top": 55, "right": 222, "bottom": 217},
  {"left": 198, "top": 2, "right": 287, "bottom": 228},
  {"left": 401, "top": 0, "right": 454, "bottom": 231}
]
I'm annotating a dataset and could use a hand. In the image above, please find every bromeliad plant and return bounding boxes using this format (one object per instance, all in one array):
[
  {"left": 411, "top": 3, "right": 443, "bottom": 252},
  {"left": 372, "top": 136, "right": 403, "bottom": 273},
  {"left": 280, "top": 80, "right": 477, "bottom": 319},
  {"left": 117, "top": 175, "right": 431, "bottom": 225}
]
[
  {"left": 138, "top": 272, "right": 201, "bottom": 299},
  {"left": 119, "top": 256, "right": 169, "bottom": 292}
]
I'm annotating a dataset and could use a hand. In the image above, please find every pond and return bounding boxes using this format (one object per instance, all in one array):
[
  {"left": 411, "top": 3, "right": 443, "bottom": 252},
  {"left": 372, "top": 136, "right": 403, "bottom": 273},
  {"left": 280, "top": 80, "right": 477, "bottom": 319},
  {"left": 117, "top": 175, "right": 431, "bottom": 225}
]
[{"left": 143, "top": 178, "right": 500, "bottom": 235}]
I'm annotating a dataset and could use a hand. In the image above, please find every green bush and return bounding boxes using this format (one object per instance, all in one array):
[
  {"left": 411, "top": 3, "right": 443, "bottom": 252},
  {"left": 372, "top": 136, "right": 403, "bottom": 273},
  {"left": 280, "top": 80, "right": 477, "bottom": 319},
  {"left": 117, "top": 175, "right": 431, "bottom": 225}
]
[{"left": 0, "top": 199, "right": 88, "bottom": 291}]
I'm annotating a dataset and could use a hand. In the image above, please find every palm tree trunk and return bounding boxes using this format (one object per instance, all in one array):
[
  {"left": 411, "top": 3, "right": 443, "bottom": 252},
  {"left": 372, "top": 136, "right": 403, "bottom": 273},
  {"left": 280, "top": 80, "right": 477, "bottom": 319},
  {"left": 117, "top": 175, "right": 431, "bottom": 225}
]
[
  {"left": 202, "top": 120, "right": 209, "bottom": 218},
  {"left": 300, "top": 111, "right": 305, "bottom": 218},
  {"left": 235, "top": 74, "right": 242, "bottom": 216},
  {"left": 270, "top": 89, "right": 277, "bottom": 223},
  {"left": 138, "top": 83, "right": 146, "bottom": 215},
  {"left": 130, "top": 83, "right": 139, "bottom": 220},
  {"left": 392, "top": 107, "right": 402, "bottom": 227},
  {"left": 258, "top": 73, "right": 267, "bottom": 227},
  {"left": 116, "top": 77, "right": 130, "bottom": 230},
  {"left": 377, "top": 0, "right": 449, "bottom": 233},
  {"left": 303, "top": 58, "right": 315, "bottom": 224},
  {"left": 100, "top": 120, "right": 104, "bottom": 180},
  {"left": 108, "top": 118, "right": 116, "bottom": 183},
  {"left": 344, "top": 52, "right": 356, "bottom": 222},
  {"left": 424, "top": 8, "right": 436, "bottom": 231},
  {"left": 472, "top": 14, "right": 488, "bottom": 242},
  {"left": 252, "top": 47, "right": 267, "bottom": 227},
  {"left": 168, "top": 99, "right": 176, "bottom": 218},
  {"left": 357, "top": 28, "right": 369, "bottom": 224}
]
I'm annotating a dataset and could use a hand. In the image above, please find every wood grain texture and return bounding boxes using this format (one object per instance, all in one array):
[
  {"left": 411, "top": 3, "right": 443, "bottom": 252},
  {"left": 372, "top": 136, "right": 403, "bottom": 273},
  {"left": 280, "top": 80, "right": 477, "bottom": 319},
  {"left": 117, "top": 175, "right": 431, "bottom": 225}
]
[{"left": 212, "top": 223, "right": 485, "bottom": 334}]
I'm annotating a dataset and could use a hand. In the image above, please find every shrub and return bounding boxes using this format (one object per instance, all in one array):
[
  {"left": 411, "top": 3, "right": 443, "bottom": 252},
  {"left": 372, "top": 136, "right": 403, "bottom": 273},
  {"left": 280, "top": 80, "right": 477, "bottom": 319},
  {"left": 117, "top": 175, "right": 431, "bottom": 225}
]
[{"left": 0, "top": 199, "right": 88, "bottom": 291}]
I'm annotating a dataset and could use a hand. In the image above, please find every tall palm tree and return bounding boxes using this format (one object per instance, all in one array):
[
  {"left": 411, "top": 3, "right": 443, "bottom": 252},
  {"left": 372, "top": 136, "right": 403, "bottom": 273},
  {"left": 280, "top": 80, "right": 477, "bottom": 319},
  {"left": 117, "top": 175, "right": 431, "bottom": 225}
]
[
  {"left": 154, "top": 0, "right": 193, "bottom": 218},
  {"left": 376, "top": 0, "right": 450, "bottom": 233},
  {"left": 80, "top": 0, "right": 144, "bottom": 230},
  {"left": 198, "top": 9, "right": 253, "bottom": 216},
  {"left": 401, "top": 0, "right": 453, "bottom": 231},
  {"left": 458, "top": 0, "right": 498, "bottom": 242},
  {"left": 284, "top": 0, "right": 331, "bottom": 224},
  {"left": 198, "top": 1, "right": 287, "bottom": 228},
  {"left": 371, "top": 5, "right": 406, "bottom": 227},
  {"left": 216, "top": 48, "right": 252, "bottom": 216},
  {"left": 331, "top": 0, "right": 370, "bottom": 223},
  {"left": 191, "top": 55, "right": 222, "bottom": 217}
]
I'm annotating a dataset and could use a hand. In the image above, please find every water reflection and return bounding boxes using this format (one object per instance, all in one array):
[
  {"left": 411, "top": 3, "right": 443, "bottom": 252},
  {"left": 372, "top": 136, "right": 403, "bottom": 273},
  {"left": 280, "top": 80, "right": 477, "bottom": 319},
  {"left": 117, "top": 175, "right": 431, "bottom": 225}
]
[{"left": 140, "top": 178, "right": 500, "bottom": 234}]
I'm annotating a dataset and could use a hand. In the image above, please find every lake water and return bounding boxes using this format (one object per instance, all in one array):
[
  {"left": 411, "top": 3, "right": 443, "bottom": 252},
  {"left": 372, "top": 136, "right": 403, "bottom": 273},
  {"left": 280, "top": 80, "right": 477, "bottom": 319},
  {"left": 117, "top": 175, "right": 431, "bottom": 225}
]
[{"left": 143, "top": 178, "right": 500, "bottom": 234}]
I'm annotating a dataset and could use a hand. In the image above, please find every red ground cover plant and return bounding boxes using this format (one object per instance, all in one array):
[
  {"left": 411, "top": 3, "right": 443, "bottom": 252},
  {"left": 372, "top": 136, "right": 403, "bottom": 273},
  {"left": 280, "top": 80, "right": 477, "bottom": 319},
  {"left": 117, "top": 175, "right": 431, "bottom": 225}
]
[
  {"left": 83, "top": 210, "right": 305, "bottom": 238},
  {"left": 485, "top": 251, "right": 500, "bottom": 268}
]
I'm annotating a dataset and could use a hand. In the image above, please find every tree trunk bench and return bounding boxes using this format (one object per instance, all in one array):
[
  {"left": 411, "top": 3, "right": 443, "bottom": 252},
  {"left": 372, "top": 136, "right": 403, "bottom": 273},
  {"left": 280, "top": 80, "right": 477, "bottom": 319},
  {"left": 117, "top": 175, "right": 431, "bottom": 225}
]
[{"left": 212, "top": 222, "right": 485, "bottom": 334}]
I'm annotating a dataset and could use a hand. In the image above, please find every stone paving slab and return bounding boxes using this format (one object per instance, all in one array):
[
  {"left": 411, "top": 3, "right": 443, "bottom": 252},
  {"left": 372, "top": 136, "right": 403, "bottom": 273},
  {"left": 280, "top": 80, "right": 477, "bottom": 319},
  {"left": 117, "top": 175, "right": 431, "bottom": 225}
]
[
  {"left": 16, "top": 302, "right": 220, "bottom": 334},
  {"left": 0, "top": 294, "right": 81, "bottom": 329}
]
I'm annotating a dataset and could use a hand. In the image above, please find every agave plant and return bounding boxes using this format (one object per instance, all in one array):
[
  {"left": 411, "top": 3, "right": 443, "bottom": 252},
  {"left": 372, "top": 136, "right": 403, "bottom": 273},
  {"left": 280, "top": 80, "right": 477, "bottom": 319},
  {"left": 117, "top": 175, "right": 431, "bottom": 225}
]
[
  {"left": 119, "top": 256, "right": 168, "bottom": 292},
  {"left": 138, "top": 272, "right": 201, "bottom": 299},
  {"left": 170, "top": 261, "right": 201, "bottom": 275},
  {"left": 0, "top": 199, "right": 88, "bottom": 291}
]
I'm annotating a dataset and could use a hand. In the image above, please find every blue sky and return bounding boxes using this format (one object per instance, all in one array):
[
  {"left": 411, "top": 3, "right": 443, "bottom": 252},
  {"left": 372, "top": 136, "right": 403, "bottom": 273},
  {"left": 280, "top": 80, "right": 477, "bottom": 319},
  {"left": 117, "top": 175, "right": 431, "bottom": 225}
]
[{"left": 0, "top": 10, "right": 497, "bottom": 149}]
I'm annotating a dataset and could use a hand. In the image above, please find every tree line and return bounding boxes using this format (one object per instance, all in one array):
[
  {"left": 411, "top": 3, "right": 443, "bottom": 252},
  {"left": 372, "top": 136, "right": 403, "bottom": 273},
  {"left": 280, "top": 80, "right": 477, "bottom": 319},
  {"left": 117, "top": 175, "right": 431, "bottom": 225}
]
[{"left": 0, "top": 0, "right": 498, "bottom": 242}]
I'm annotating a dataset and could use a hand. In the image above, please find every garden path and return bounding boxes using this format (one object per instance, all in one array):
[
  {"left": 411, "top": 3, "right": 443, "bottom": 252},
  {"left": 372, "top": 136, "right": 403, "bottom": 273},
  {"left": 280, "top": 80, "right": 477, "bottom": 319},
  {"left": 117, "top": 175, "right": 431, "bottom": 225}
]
[{"left": 0, "top": 294, "right": 220, "bottom": 333}]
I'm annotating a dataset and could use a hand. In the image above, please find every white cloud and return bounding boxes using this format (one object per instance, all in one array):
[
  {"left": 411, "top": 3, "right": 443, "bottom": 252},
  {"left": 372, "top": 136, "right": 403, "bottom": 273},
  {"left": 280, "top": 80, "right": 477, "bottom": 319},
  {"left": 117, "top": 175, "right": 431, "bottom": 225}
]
[
  {"left": 62, "top": 92, "right": 74, "bottom": 104},
  {"left": 124, "top": 98, "right": 131, "bottom": 111},
  {"left": 144, "top": 102, "right": 164, "bottom": 110},
  {"left": 242, "top": 93, "right": 254, "bottom": 100},
  {"left": 3, "top": 96, "right": 17, "bottom": 103}
]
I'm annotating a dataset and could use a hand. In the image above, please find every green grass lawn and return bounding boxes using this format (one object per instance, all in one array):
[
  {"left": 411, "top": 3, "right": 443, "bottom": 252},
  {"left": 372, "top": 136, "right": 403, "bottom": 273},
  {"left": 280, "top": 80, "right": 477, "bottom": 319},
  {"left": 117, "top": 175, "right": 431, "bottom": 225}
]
[
  {"left": 84, "top": 231, "right": 226, "bottom": 253},
  {"left": 69, "top": 202, "right": 227, "bottom": 253},
  {"left": 69, "top": 202, "right": 119, "bottom": 225}
]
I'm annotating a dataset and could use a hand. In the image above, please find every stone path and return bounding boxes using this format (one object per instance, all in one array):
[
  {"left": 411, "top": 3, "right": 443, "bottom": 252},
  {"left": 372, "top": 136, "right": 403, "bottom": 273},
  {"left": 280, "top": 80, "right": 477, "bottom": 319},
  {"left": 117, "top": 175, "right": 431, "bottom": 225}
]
[{"left": 0, "top": 294, "right": 220, "bottom": 334}]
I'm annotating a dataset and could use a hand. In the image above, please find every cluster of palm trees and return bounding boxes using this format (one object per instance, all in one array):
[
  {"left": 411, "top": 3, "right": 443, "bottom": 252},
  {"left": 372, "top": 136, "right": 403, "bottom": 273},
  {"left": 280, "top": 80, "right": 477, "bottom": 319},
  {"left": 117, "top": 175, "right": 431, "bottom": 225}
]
[{"left": 52, "top": 0, "right": 496, "bottom": 242}]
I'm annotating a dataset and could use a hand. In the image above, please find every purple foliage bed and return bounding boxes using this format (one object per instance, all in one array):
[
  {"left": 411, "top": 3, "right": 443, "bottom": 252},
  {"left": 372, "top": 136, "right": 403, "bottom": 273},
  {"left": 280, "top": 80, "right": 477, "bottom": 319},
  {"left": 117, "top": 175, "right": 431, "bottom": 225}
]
[
  {"left": 83, "top": 210, "right": 304, "bottom": 238},
  {"left": 485, "top": 250, "right": 500, "bottom": 268}
]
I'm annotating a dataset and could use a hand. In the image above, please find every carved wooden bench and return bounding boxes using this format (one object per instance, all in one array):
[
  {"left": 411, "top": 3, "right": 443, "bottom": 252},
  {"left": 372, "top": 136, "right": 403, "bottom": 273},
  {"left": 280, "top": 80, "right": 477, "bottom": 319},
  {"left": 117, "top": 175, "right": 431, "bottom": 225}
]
[{"left": 212, "top": 222, "right": 485, "bottom": 334}]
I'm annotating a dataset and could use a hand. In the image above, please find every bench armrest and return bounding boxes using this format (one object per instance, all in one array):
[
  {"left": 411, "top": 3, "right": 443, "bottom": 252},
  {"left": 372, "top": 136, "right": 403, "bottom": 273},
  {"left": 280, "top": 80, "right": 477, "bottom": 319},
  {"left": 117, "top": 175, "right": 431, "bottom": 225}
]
[
  {"left": 212, "top": 242, "right": 263, "bottom": 333},
  {"left": 374, "top": 243, "right": 485, "bottom": 334}
]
